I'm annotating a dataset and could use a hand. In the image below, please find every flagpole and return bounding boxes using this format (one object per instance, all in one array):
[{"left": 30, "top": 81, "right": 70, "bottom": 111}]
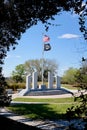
[
  {"left": 42, "top": 41, "right": 44, "bottom": 85},
  {"left": 41, "top": 34, "right": 50, "bottom": 85}
]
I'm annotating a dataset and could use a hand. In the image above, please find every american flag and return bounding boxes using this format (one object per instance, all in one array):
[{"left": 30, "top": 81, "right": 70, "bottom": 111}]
[{"left": 43, "top": 35, "right": 50, "bottom": 42}]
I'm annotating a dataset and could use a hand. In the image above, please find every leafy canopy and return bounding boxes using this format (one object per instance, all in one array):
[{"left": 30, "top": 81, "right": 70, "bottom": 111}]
[
  {"left": 0, "top": 0, "right": 87, "bottom": 106},
  {"left": 0, "top": 0, "right": 87, "bottom": 65}
]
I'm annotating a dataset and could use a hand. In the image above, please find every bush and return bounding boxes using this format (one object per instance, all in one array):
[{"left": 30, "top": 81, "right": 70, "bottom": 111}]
[
  {"left": 7, "top": 83, "right": 26, "bottom": 91},
  {"left": 0, "top": 94, "right": 12, "bottom": 107}
]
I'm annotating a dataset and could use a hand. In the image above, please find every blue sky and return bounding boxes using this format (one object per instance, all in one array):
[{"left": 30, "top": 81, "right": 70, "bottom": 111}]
[{"left": 3, "top": 12, "right": 87, "bottom": 77}]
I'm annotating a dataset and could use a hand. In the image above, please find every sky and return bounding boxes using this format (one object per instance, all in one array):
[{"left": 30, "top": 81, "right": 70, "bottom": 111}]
[{"left": 2, "top": 11, "right": 87, "bottom": 77}]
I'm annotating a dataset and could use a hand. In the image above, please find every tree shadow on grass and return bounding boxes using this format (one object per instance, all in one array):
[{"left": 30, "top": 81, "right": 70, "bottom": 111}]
[{"left": 9, "top": 103, "right": 66, "bottom": 120}]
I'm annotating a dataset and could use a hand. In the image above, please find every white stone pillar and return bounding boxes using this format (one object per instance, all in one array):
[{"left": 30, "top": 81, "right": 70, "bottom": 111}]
[
  {"left": 56, "top": 76, "right": 61, "bottom": 89},
  {"left": 32, "top": 71, "right": 38, "bottom": 90},
  {"left": 48, "top": 72, "right": 53, "bottom": 89},
  {"left": 26, "top": 74, "right": 31, "bottom": 90}
]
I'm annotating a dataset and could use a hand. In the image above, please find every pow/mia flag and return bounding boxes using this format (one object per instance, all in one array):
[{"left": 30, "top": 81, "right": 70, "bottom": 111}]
[{"left": 44, "top": 43, "right": 51, "bottom": 51}]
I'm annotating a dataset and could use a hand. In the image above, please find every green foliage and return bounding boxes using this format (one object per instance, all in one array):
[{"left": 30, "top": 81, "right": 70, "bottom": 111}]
[
  {"left": 0, "top": 95, "right": 12, "bottom": 107},
  {"left": 7, "top": 83, "right": 26, "bottom": 91},
  {"left": 0, "top": 0, "right": 86, "bottom": 67},
  {"left": 0, "top": 68, "right": 7, "bottom": 95},
  {"left": 11, "top": 64, "right": 25, "bottom": 83},
  {"left": 66, "top": 94, "right": 87, "bottom": 119},
  {"left": 74, "top": 69, "right": 87, "bottom": 89},
  {"left": 62, "top": 67, "right": 78, "bottom": 84},
  {"left": 0, "top": 67, "right": 12, "bottom": 107},
  {"left": 11, "top": 59, "right": 58, "bottom": 82},
  {"left": 66, "top": 60, "right": 87, "bottom": 122}
]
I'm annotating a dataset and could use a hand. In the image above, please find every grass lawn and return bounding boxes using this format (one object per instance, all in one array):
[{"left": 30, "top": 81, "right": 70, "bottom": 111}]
[
  {"left": 13, "top": 97, "right": 75, "bottom": 103},
  {"left": 8, "top": 97, "right": 78, "bottom": 120},
  {"left": 8, "top": 103, "right": 76, "bottom": 120},
  {"left": 8, "top": 83, "right": 80, "bottom": 120},
  {"left": 61, "top": 84, "right": 78, "bottom": 90}
]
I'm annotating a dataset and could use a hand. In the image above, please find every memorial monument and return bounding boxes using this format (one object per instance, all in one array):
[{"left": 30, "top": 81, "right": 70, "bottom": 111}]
[{"left": 18, "top": 71, "right": 72, "bottom": 96}]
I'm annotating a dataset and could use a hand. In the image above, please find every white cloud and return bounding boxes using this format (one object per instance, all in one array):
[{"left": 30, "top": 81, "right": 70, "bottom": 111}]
[{"left": 58, "top": 33, "right": 80, "bottom": 39}]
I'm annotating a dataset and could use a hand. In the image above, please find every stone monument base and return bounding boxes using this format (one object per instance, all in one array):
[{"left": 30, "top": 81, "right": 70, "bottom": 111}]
[
  {"left": 39, "top": 84, "right": 47, "bottom": 90},
  {"left": 23, "top": 88, "right": 73, "bottom": 96}
]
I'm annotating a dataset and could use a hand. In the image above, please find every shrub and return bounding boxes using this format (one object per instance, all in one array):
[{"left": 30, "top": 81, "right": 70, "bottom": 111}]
[{"left": 7, "top": 83, "right": 26, "bottom": 91}]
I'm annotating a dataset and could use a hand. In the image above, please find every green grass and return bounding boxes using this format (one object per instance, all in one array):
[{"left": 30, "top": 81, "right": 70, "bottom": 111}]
[
  {"left": 8, "top": 97, "right": 78, "bottom": 120},
  {"left": 8, "top": 103, "right": 75, "bottom": 120},
  {"left": 61, "top": 84, "right": 78, "bottom": 90},
  {"left": 13, "top": 97, "right": 75, "bottom": 103},
  {"left": 9, "top": 84, "right": 79, "bottom": 120}
]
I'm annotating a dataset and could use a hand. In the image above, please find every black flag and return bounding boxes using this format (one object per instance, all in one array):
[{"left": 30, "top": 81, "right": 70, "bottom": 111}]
[{"left": 44, "top": 43, "right": 51, "bottom": 51}]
